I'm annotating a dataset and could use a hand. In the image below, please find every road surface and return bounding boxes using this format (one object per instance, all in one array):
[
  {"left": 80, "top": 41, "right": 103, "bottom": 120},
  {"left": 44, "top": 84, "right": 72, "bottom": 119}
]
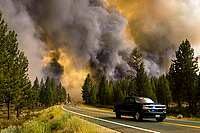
[{"left": 62, "top": 105, "right": 200, "bottom": 133}]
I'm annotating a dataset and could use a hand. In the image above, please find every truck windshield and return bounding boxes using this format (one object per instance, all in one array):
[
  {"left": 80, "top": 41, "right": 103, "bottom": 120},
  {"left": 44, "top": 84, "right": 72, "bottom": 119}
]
[{"left": 135, "top": 97, "right": 154, "bottom": 104}]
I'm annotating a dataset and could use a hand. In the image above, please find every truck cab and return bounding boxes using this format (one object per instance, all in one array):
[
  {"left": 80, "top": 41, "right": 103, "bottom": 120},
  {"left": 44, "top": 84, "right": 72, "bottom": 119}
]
[{"left": 113, "top": 97, "right": 166, "bottom": 122}]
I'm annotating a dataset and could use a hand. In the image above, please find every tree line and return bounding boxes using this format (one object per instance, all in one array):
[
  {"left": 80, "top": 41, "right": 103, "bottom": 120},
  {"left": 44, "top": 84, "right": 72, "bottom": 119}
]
[
  {"left": 0, "top": 14, "right": 68, "bottom": 119},
  {"left": 82, "top": 40, "right": 200, "bottom": 115}
]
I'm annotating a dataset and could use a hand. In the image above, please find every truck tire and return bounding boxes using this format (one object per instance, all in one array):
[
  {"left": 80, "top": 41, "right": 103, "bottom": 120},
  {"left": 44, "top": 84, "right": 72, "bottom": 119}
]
[
  {"left": 116, "top": 111, "right": 121, "bottom": 119},
  {"left": 134, "top": 112, "right": 142, "bottom": 121}
]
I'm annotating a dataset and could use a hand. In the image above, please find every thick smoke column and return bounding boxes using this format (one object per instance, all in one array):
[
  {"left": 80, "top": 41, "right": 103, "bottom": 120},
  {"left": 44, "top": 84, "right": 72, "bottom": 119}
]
[
  {"left": 21, "top": 0, "right": 132, "bottom": 78},
  {"left": 108, "top": 0, "right": 200, "bottom": 75},
  {"left": 0, "top": 0, "right": 133, "bottom": 100}
]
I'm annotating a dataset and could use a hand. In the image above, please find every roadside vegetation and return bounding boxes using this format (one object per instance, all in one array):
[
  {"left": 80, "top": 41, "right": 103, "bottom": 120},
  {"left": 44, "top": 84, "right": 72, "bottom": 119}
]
[
  {"left": 0, "top": 13, "right": 71, "bottom": 130},
  {"left": 82, "top": 40, "right": 200, "bottom": 117},
  {"left": 1, "top": 106, "right": 116, "bottom": 133}
]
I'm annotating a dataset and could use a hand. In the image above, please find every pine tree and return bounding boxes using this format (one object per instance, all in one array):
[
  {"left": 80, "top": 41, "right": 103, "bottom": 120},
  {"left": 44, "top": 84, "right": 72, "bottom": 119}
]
[
  {"left": 0, "top": 14, "right": 31, "bottom": 119},
  {"left": 104, "top": 81, "right": 113, "bottom": 105},
  {"left": 61, "top": 86, "right": 67, "bottom": 103},
  {"left": 113, "top": 81, "right": 125, "bottom": 103},
  {"left": 56, "top": 82, "right": 63, "bottom": 103},
  {"left": 97, "top": 75, "right": 108, "bottom": 105},
  {"left": 39, "top": 77, "right": 54, "bottom": 107},
  {"left": 39, "top": 78, "right": 45, "bottom": 105},
  {"left": 169, "top": 40, "right": 198, "bottom": 114},
  {"left": 82, "top": 74, "right": 92, "bottom": 104},
  {"left": 196, "top": 74, "right": 200, "bottom": 111},
  {"left": 156, "top": 75, "right": 172, "bottom": 106},
  {"left": 150, "top": 77, "right": 158, "bottom": 96},
  {"left": 135, "top": 63, "right": 156, "bottom": 100},
  {"left": 30, "top": 77, "right": 40, "bottom": 108},
  {"left": 89, "top": 84, "right": 97, "bottom": 105},
  {"left": 50, "top": 78, "right": 57, "bottom": 105}
]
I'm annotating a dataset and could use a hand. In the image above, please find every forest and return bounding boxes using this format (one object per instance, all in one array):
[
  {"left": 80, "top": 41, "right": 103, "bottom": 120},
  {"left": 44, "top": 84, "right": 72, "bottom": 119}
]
[{"left": 82, "top": 40, "right": 200, "bottom": 116}]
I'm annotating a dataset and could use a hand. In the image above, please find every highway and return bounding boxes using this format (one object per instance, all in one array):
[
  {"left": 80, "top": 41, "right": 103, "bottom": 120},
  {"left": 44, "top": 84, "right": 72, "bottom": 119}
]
[{"left": 62, "top": 105, "right": 200, "bottom": 133}]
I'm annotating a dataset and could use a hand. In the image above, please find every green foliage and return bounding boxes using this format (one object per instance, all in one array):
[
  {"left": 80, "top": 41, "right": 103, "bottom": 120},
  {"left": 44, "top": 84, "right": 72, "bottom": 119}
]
[
  {"left": 97, "top": 75, "right": 107, "bottom": 105},
  {"left": 81, "top": 40, "right": 200, "bottom": 116},
  {"left": 56, "top": 82, "right": 67, "bottom": 104},
  {"left": 29, "top": 77, "right": 40, "bottom": 108},
  {"left": 113, "top": 81, "right": 125, "bottom": 103},
  {"left": 39, "top": 77, "right": 67, "bottom": 107},
  {"left": 0, "top": 13, "right": 31, "bottom": 119},
  {"left": 0, "top": 126, "right": 20, "bottom": 133},
  {"left": 82, "top": 74, "right": 92, "bottom": 104},
  {"left": 169, "top": 40, "right": 199, "bottom": 114},
  {"left": 156, "top": 75, "right": 172, "bottom": 105},
  {"left": 22, "top": 120, "right": 50, "bottom": 133},
  {"left": 135, "top": 63, "right": 156, "bottom": 100},
  {"left": 2, "top": 106, "right": 112, "bottom": 133},
  {"left": 197, "top": 74, "right": 200, "bottom": 106},
  {"left": 89, "top": 85, "right": 97, "bottom": 105}
]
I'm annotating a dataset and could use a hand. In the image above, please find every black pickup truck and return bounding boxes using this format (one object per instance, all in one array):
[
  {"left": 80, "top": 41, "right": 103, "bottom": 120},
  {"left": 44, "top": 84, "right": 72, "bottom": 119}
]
[{"left": 113, "top": 97, "right": 166, "bottom": 122}]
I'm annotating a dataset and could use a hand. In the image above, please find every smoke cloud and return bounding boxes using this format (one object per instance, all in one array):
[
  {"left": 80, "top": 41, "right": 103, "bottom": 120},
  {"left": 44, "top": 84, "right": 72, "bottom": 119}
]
[
  {"left": 21, "top": 0, "right": 133, "bottom": 78},
  {"left": 108, "top": 0, "right": 200, "bottom": 75},
  {"left": 0, "top": 0, "right": 133, "bottom": 101},
  {"left": 1, "top": 0, "right": 200, "bottom": 100}
]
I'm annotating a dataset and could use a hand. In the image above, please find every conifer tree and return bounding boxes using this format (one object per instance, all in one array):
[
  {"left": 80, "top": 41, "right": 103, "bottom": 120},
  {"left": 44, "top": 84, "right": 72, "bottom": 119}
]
[
  {"left": 0, "top": 14, "right": 31, "bottom": 119},
  {"left": 156, "top": 75, "right": 172, "bottom": 106},
  {"left": 97, "top": 75, "right": 108, "bottom": 105},
  {"left": 39, "top": 78, "right": 45, "bottom": 105},
  {"left": 50, "top": 78, "right": 57, "bottom": 105},
  {"left": 169, "top": 40, "right": 198, "bottom": 113},
  {"left": 89, "top": 84, "right": 97, "bottom": 105},
  {"left": 135, "top": 63, "right": 156, "bottom": 100},
  {"left": 82, "top": 74, "right": 92, "bottom": 104},
  {"left": 113, "top": 82, "right": 125, "bottom": 103},
  {"left": 30, "top": 77, "right": 40, "bottom": 108},
  {"left": 61, "top": 86, "right": 67, "bottom": 103}
]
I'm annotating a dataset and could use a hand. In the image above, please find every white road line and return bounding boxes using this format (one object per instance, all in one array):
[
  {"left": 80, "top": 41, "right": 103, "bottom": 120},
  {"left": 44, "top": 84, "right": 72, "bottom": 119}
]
[{"left": 62, "top": 106, "right": 160, "bottom": 133}]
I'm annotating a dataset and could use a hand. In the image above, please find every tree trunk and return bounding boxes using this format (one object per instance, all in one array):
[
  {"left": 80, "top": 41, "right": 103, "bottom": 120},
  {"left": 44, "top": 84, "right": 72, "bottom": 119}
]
[
  {"left": 16, "top": 106, "right": 20, "bottom": 118},
  {"left": 7, "top": 101, "right": 10, "bottom": 120}
]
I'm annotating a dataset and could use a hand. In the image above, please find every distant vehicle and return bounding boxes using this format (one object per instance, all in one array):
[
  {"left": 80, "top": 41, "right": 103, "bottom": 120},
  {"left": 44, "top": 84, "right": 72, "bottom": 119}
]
[{"left": 113, "top": 97, "right": 166, "bottom": 122}]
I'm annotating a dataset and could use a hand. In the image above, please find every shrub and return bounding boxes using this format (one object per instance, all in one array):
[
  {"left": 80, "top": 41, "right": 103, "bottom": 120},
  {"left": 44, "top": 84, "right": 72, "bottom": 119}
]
[
  {"left": 1, "top": 126, "right": 20, "bottom": 133},
  {"left": 21, "top": 120, "right": 50, "bottom": 133}
]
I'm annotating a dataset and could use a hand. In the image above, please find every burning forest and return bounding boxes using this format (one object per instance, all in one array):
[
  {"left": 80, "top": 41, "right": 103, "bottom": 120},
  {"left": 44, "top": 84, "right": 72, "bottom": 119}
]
[{"left": 1, "top": 0, "right": 200, "bottom": 101}]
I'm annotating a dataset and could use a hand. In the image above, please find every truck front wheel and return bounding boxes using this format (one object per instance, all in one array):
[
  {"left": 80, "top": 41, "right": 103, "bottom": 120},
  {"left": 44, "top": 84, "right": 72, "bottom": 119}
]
[{"left": 134, "top": 112, "right": 142, "bottom": 121}]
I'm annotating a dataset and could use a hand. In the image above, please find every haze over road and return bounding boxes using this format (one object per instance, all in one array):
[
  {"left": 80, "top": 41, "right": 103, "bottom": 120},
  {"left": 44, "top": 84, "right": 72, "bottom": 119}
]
[{"left": 62, "top": 105, "right": 200, "bottom": 133}]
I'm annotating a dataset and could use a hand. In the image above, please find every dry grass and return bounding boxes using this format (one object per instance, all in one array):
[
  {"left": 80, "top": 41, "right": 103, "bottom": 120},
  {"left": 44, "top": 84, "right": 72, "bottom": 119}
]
[{"left": 1, "top": 106, "right": 118, "bottom": 133}]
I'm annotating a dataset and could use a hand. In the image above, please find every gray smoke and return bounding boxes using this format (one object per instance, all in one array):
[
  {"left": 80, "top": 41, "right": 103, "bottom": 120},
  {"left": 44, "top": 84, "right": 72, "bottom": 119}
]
[
  {"left": 123, "top": 0, "right": 200, "bottom": 75},
  {"left": 2, "top": 0, "right": 200, "bottom": 80},
  {"left": 20, "top": 0, "right": 133, "bottom": 78}
]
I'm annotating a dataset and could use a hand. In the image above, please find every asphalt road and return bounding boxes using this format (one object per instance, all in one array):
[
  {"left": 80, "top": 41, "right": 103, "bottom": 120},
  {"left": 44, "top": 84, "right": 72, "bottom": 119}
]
[{"left": 62, "top": 105, "right": 200, "bottom": 133}]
